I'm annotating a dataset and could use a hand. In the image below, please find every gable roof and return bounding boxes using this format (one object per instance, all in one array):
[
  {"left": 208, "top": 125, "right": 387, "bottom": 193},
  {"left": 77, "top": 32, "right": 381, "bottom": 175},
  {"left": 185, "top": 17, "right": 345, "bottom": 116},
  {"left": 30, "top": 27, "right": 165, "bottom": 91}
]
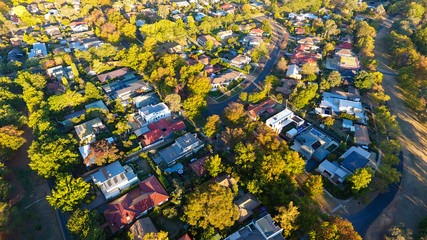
[
  {"left": 104, "top": 176, "right": 169, "bottom": 233},
  {"left": 130, "top": 217, "right": 158, "bottom": 240},
  {"left": 189, "top": 156, "right": 208, "bottom": 177},
  {"left": 178, "top": 234, "right": 192, "bottom": 240},
  {"left": 247, "top": 99, "right": 276, "bottom": 119},
  {"left": 354, "top": 124, "right": 370, "bottom": 145},
  {"left": 97, "top": 68, "right": 130, "bottom": 83},
  {"left": 141, "top": 119, "right": 186, "bottom": 146}
]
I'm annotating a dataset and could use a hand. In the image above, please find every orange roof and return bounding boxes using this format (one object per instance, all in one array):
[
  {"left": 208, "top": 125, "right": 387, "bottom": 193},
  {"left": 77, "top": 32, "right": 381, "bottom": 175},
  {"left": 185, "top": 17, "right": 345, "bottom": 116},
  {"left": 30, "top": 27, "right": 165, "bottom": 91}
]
[
  {"left": 178, "top": 234, "right": 192, "bottom": 240},
  {"left": 247, "top": 99, "right": 276, "bottom": 119}
]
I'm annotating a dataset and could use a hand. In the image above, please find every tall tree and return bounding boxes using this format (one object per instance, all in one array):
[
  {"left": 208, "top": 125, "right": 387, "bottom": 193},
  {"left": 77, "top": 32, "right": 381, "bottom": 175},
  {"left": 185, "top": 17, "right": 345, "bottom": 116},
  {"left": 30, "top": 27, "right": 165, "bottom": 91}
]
[
  {"left": 184, "top": 183, "right": 239, "bottom": 230},
  {"left": 164, "top": 94, "right": 182, "bottom": 112},
  {"left": 303, "top": 175, "right": 323, "bottom": 198},
  {"left": 183, "top": 95, "right": 206, "bottom": 120},
  {"left": 67, "top": 209, "right": 104, "bottom": 240},
  {"left": 144, "top": 231, "right": 169, "bottom": 240},
  {"left": 47, "top": 175, "right": 90, "bottom": 212},
  {"left": 290, "top": 84, "right": 318, "bottom": 110},
  {"left": 223, "top": 102, "right": 247, "bottom": 126},
  {"left": 203, "top": 115, "right": 221, "bottom": 138},
  {"left": 0, "top": 126, "right": 25, "bottom": 160},
  {"left": 274, "top": 201, "right": 300, "bottom": 237},
  {"left": 313, "top": 216, "right": 362, "bottom": 240},
  {"left": 347, "top": 168, "right": 374, "bottom": 192},
  {"left": 87, "top": 139, "right": 120, "bottom": 166},
  {"left": 85, "top": 82, "right": 103, "bottom": 100},
  {"left": 205, "top": 155, "right": 223, "bottom": 177}
]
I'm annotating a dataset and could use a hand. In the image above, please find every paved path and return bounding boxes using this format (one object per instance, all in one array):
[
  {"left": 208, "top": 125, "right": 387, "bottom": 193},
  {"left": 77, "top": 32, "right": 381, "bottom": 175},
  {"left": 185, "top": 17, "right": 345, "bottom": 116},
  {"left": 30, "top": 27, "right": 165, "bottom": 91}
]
[{"left": 205, "top": 16, "right": 286, "bottom": 116}]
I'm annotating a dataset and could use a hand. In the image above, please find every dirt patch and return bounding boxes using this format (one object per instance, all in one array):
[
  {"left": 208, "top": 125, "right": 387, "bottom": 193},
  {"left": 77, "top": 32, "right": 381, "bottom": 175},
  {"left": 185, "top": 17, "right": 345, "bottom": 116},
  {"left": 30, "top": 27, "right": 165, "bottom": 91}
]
[
  {"left": 365, "top": 16, "right": 427, "bottom": 239},
  {"left": 4, "top": 125, "right": 62, "bottom": 240}
]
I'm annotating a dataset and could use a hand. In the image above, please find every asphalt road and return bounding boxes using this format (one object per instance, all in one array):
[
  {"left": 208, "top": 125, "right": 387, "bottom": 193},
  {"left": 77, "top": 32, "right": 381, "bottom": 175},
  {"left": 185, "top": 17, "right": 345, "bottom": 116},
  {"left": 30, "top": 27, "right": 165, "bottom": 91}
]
[{"left": 205, "top": 17, "right": 286, "bottom": 116}]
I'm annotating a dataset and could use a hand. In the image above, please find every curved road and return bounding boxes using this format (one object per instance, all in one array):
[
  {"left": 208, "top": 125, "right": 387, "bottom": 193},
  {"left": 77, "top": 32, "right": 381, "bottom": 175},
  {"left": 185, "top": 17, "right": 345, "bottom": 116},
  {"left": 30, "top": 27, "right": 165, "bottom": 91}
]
[{"left": 205, "top": 16, "right": 286, "bottom": 116}]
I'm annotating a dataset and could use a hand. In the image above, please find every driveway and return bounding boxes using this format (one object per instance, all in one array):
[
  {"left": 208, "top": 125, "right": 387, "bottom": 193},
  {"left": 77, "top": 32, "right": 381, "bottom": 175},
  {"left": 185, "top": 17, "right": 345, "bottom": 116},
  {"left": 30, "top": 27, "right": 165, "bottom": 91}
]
[{"left": 205, "top": 16, "right": 287, "bottom": 116}]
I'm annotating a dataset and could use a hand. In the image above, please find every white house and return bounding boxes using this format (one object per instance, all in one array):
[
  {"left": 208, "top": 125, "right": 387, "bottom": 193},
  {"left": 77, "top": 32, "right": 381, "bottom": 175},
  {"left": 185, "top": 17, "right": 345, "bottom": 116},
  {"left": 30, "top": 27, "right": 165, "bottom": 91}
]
[
  {"left": 138, "top": 103, "right": 171, "bottom": 125},
  {"left": 230, "top": 55, "right": 251, "bottom": 69},
  {"left": 218, "top": 30, "right": 233, "bottom": 40},
  {"left": 286, "top": 64, "right": 302, "bottom": 80},
  {"left": 175, "top": 1, "right": 190, "bottom": 7},
  {"left": 266, "top": 109, "right": 304, "bottom": 133},
  {"left": 28, "top": 42, "right": 48, "bottom": 58},
  {"left": 242, "top": 35, "right": 263, "bottom": 47},
  {"left": 210, "top": 69, "right": 244, "bottom": 90},
  {"left": 91, "top": 161, "right": 139, "bottom": 199}
]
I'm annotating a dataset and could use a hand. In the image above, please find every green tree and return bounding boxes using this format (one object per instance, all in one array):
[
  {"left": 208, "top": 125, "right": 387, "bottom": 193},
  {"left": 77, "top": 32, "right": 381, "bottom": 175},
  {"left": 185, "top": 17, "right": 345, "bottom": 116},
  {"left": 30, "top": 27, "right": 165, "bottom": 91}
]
[
  {"left": 378, "top": 164, "right": 401, "bottom": 184},
  {"left": 303, "top": 175, "right": 323, "bottom": 197},
  {"left": 164, "top": 94, "right": 182, "bottom": 112},
  {"left": 347, "top": 168, "right": 374, "bottom": 192},
  {"left": 413, "top": 26, "right": 427, "bottom": 55},
  {"left": 384, "top": 223, "right": 413, "bottom": 240},
  {"left": 183, "top": 95, "right": 206, "bottom": 120},
  {"left": 261, "top": 19, "right": 272, "bottom": 34},
  {"left": 71, "top": 63, "right": 79, "bottom": 78},
  {"left": 323, "top": 117, "right": 335, "bottom": 128},
  {"left": 327, "top": 71, "right": 342, "bottom": 88},
  {"left": 290, "top": 84, "right": 318, "bottom": 110},
  {"left": 313, "top": 216, "right": 362, "bottom": 240},
  {"left": 15, "top": 71, "right": 46, "bottom": 90},
  {"left": 0, "top": 126, "right": 26, "bottom": 160},
  {"left": 67, "top": 209, "right": 104, "bottom": 240},
  {"left": 87, "top": 139, "right": 120, "bottom": 166},
  {"left": 47, "top": 175, "right": 90, "bottom": 212},
  {"left": 274, "top": 201, "right": 300, "bottom": 237},
  {"left": 157, "top": 5, "right": 169, "bottom": 19},
  {"left": 205, "top": 155, "right": 223, "bottom": 177},
  {"left": 277, "top": 57, "right": 288, "bottom": 73},
  {"left": 204, "top": 39, "right": 214, "bottom": 51},
  {"left": 184, "top": 183, "right": 239, "bottom": 230},
  {"left": 29, "top": 136, "right": 79, "bottom": 178},
  {"left": 0, "top": 105, "right": 26, "bottom": 128},
  {"left": 223, "top": 102, "right": 247, "bottom": 125},
  {"left": 301, "top": 62, "right": 319, "bottom": 76},
  {"left": 374, "top": 106, "right": 400, "bottom": 135},
  {"left": 85, "top": 82, "right": 103, "bottom": 100},
  {"left": 203, "top": 115, "right": 221, "bottom": 138},
  {"left": 187, "top": 76, "right": 211, "bottom": 97},
  {"left": 380, "top": 140, "right": 401, "bottom": 156},
  {"left": 354, "top": 70, "right": 374, "bottom": 90},
  {"left": 239, "top": 92, "right": 248, "bottom": 102},
  {"left": 48, "top": 91, "right": 85, "bottom": 111},
  {"left": 144, "top": 231, "right": 169, "bottom": 240},
  {"left": 404, "top": 2, "right": 425, "bottom": 19}
]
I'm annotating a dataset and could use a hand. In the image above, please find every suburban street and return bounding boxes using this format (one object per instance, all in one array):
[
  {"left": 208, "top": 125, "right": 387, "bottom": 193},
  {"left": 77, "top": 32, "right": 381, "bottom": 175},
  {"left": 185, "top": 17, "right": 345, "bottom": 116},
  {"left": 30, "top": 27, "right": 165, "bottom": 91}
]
[{"left": 205, "top": 16, "right": 286, "bottom": 116}]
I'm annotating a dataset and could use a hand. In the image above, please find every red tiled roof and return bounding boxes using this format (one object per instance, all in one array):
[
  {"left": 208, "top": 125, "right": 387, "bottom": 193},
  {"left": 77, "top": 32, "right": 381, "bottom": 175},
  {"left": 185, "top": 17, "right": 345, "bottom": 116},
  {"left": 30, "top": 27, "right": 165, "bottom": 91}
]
[
  {"left": 189, "top": 156, "right": 207, "bottom": 177},
  {"left": 141, "top": 119, "right": 186, "bottom": 146},
  {"left": 97, "top": 68, "right": 129, "bottom": 83},
  {"left": 69, "top": 21, "right": 86, "bottom": 26},
  {"left": 251, "top": 28, "right": 264, "bottom": 34},
  {"left": 247, "top": 99, "right": 276, "bottom": 119},
  {"left": 178, "top": 234, "right": 193, "bottom": 240},
  {"left": 104, "top": 176, "right": 169, "bottom": 233},
  {"left": 220, "top": 3, "right": 233, "bottom": 10},
  {"left": 290, "top": 52, "right": 317, "bottom": 65},
  {"left": 336, "top": 42, "right": 352, "bottom": 50}
]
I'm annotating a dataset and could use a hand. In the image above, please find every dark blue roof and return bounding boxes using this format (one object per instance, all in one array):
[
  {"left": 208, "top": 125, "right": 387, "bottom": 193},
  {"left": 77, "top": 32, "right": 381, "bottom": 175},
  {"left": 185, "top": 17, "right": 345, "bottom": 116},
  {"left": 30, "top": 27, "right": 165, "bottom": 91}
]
[{"left": 341, "top": 151, "right": 369, "bottom": 173}]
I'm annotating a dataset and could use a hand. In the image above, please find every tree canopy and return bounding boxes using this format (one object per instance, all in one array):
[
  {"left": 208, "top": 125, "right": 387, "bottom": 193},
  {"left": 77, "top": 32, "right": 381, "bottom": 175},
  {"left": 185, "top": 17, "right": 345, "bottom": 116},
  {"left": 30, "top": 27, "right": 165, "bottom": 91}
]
[{"left": 47, "top": 175, "right": 90, "bottom": 212}]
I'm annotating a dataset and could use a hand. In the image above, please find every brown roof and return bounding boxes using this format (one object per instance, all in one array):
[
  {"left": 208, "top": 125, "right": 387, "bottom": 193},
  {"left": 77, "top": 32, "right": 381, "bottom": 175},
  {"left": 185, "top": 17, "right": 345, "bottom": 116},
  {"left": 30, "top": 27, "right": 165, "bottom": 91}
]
[
  {"left": 247, "top": 99, "right": 276, "bottom": 119},
  {"left": 189, "top": 156, "right": 208, "bottom": 177},
  {"left": 178, "top": 234, "right": 193, "bottom": 240},
  {"left": 354, "top": 124, "right": 370, "bottom": 145},
  {"left": 130, "top": 217, "right": 158, "bottom": 240},
  {"left": 215, "top": 174, "right": 237, "bottom": 188},
  {"left": 97, "top": 68, "right": 130, "bottom": 83}
]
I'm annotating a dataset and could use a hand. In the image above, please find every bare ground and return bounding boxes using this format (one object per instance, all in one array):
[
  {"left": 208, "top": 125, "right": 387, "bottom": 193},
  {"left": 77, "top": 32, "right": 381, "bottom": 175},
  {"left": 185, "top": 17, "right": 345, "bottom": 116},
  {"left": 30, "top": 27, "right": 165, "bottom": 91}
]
[
  {"left": 5, "top": 125, "right": 62, "bottom": 240},
  {"left": 365, "top": 16, "right": 427, "bottom": 240}
]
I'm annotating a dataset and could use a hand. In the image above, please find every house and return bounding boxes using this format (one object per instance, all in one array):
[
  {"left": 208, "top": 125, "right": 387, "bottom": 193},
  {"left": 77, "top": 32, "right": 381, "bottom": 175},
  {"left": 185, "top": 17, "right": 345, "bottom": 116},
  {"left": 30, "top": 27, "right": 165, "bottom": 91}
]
[
  {"left": 210, "top": 70, "right": 244, "bottom": 90},
  {"left": 266, "top": 108, "right": 304, "bottom": 133},
  {"left": 85, "top": 100, "right": 109, "bottom": 112},
  {"left": 132, "top": 92, "right": 159, "bottom": 109},
  {"left": 295, "top": 28, "right": 305, "bottom": 35},
  {"left": 315, "top": 92, "right": 364, "bottom": 119},
  {"left": 46, "top": 82, "right": 66, "bottom": 95},
  {"left": 318, "top": 146, "right": 374, "bottom": 183},
  {"left": 298, "top": 36, "right": 321, "bottom": 45},
  {"left": 247, "top": 99, "right": 276, "bottom": 120},
  {"left": 155, "top": 133, "right": 204, "bottom": 166},
  {"left": 195, "top": 12, "right": 206, "bottom": 21},
  {"left": 78, "top": 137, "right": 114, "bottom": 166},
  {"left": 331, "top": 87, "right": 361, "bottom": 101},
  {"left": 28, "top": 42, "right": 48, "bottom": 58},
  {"left": 46, "top": 66, "right": 75, "bottom": 80},
  {"left": 139, "top": 103, "right": 171, "bottom": 125},
  {"left": 342, "top": 119, "right": 354, "bottom": 130},
  {"left": 224, "top": 213, "right": 284, "bottom": 240},
  {"left": 27, "top": 3, "right": 39, "bottom": 13},
  {"left": 178, "top": 234, "right": 193, "bottom": 240},
  {"left": 45, "top": 25, "right": 62, "bottom": 38},
  {"left": 286, "top": 64, "right": 302, "bottom": 80},
  {"left": 239, "top": 24, "right": 253, "bottom": 32},
  {"left": 197, "top": 35, "right": 221, "bottom": 48},
  {"left": 354, "top": 124, "right": 370, "bottom": 146},
  {"left": 295, "top": 44, "right": 320, "bottom": 53},
  {"left": 174, "top": 1, "right": 190, "bottom": 7},
  {"left": 235, "top": 193, "right": 261, "bottom": 222},
  {"left": 74, "top": 117, "right": 107, "bottom": 143},
  {"left": 91, "top": 161, "right": 139, "bottom": 199},
  {"left": 198, "top": 54, "right": 211, "bottom": 65},
  {"left": 104, "top": 176, "right": 169, "bottom": 233},
  {"left": 290, "top": 52, "right": 320, "bottom": 65},
  {"left": 97, "top": 68, "right": 130, "bottom": 83},
  {"left": 250, "top": 28, "right": 264, "bottom": 36},
  {"left": 230, "top": 55, "right": 251, "bottom": 69},
  {"left": 292, "top": 127, "right": 338, "bottom": 161},
  {"left": 289, "top": 12, "right": 318, "bottom": 21},
  {"left": 276, "top": 78, "right": 299, "bottom": 95},
  {"left": 338, "top": 56, "right": 360, "bottom": 70},
  {"left": 336, "top": 42, "right": 352, "bottom": 50},
  {"left": 189, "top": 156, "right": 208, "bottom": 177},
  {"left": 45, "top": 9, "right": 59, "bottom": 20},
  {"left": 218, "top": 30, "right": 233, "bottom": 40},
  {"left": 215, "top": 173, "right": 237, "bottom": 188},
  {"left": 139, "top": 118, "right": 186, "bottom": 146},
  {"left": 102, "top": 76, "right": 152, "bottom": 101},
  {"left": 129, "top": 217, "right": 158, "bottom": 240},
  {"left": 335, "top": 49, "right": 353, "bottom": 57},
  {"left": 69, "top": 22, "right": 89, "bottom": 33},
  {"left": 7, "top": 48, "right": 24, "bottom": 62},
  {"left": 242, "top": 35, "right": 263, "bottom": 47}
]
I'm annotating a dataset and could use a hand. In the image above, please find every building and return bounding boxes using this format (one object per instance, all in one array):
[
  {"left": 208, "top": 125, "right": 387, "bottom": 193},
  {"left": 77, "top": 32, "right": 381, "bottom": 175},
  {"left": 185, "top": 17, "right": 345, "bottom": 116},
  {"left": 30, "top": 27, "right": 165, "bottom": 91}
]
[
  {"left": 297, "top": 36, "right": 321, "bottom": 45},
  {"left": 292, "top": 127, "right": 338, "bottom": 161},
  {"left": 85, "top": 100, "right": 109, "bottom": 112},
  {"left": 235, "top": 193, "right": 261, "bottom": 222},
  {"left": 189, "top": 156, "right": 208, "bottom": 177},
  {"left": 28, "top": 42, "right": 48, "bottom": 58},
  {"left": 230, "top": 55, "right": 251, "bottom": 69},
  {"left": 218, "top": 30, "right": 233, "bottom": 40},
  {"left": 338, "top": 56, "right": 360, "bottom": 70},
  {"left": 210, "top": 70, "right": 244, "bottom": 90},
  {"left": 286, "top": 64, "right": 302, "bottom": 80},
  {"left": 335, "top": 49, "right": 353, "bottom": 57},
  {"left": 197, "top": 35, "right": 221, "bottom": 48},
  {"left": 265, "top": 109, "right": 304, "bottom": 133},
  {"left": 97, "top": 68, "right": 130, "bottom": 83},
  {"left": 250, "top": 28, "right": 264, "bottom": 36},
  {"left": 224, "top": 213, "right": 284, "bottom": 240},
  {"left": 129, "top": 217, "right": 158, "bottom": 240},
  {"left": 247, "top": 99, "right": 276, "bottom": 120},
  {"left": 155, "top": 133, "right": 204, "bottom": 166},
  {"left": 46, "top": 66, "right": 75, "bottom": 80},
  {"left": 74, "top": 117, "right": 107, "bottom": 143},
  {"left": 354, "top": 124, "right": 370, "bottom": 146},
  {"left": 78, "top": 137, "right": 114, "bottom": 166},
  {"left": 91, "top": 161, "right": 139, "bottom": 199},
  {"left": 102, "top": 76, "right": 152, "bottom": 100},
  {"left": 140, "top": 119, "right": 186, "bottom": 146},
  {"left": 69, "top": 22, "right": 89, "bottom": 33},
  {"left": 242, "top": 35, "right": 263, "bottom": 47},
  {"left": 139, "top": 103, "right": 171, "bottom": 125},
  {"left": 104, "top": 176, "right": 169, "bottom": 233},
  {"left": 132, "top": 92, "right": 159, "bottom": 109},
  {"left": 315, "top": 92, "right": 364, "bottom": 120}
]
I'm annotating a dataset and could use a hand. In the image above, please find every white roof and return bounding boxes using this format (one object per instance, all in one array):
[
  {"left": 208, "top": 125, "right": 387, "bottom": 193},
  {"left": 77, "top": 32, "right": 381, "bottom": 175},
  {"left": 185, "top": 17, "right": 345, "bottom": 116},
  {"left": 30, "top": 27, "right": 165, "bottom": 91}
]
[
  {"left": 339, "top": 99, "right": 362, "bottom": 109},
  {"left": 341, "top": 146, "right": 370, "bottom": 159},
  {"left": 319, "top": 159, "right": 338, "bottom": 172},
  {"left": 266, "top": 108, "right": 294, "bottom": 126}
]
